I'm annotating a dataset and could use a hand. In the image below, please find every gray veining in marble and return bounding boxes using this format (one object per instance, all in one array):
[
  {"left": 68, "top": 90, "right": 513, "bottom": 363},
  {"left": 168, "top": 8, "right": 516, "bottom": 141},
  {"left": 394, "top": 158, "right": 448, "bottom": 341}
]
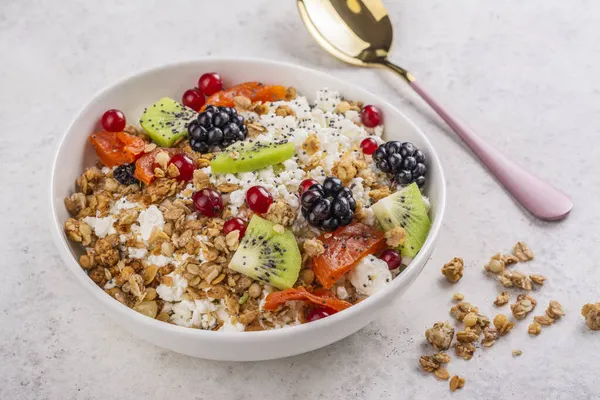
[{"left": 1, "top": 0, "right": 600, "bottom": 399}]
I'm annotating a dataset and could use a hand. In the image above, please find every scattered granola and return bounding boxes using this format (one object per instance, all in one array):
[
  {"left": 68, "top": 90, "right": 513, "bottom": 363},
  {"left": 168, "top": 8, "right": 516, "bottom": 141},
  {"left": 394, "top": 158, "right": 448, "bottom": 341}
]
[
  {"left": 510, "top": 294, "right": 537, "bottom": 320},
  {"left": 528, "top": 322, "right": 542, "bottom": 335},
  {"left": 419, "top": 356, "right": 441, "bottom": 372},
  {"left": 453, "top": 293, "right": 465, "bottom": 302},
  {"left": 455, "top": 343, "right": 476, "bottom": 360},
  {"left": 513, "top": 241, "right": 534, "bottom": 261},
  {"left": 581, "top": 303, "right": 600, "bottom": 331},
  {"left": 434, "top": 368, "right": 450, "bottom": 380},
  {"left": 456, "top": 328, "right": 479, "bottom": 343},
  {"left": 441, "top": 257, "right": 464, "bottom": 283},
  {"left": 425, "top": 321, "right": 455, "bottom": 351},
  {"left": 493, "top": 314, "right": 515, "bottom": 336},
  {"left": 533, "top": 315, "right": 554, "bottom": 326},
  {"left": 481, "top": 325, "right": 498, "bottom": 347},
  {"left": 501, "top": 254, "right": 519, "bottom": 265},
  {"left": 484, "top": 253, "right": 505, "bottom": 274},
  {"left": 494, "top": 291, "right": 510, "bottom": 307},
  {"left": 512, "top": 349, "right": 522, "bottom": 357},
  {"left": 449, "top": 375, "right": 466, "bottom": 392},
  {"left": 432, "top": 352, "right": 451, "bottom": 364},
  {"left": 450, "top": 302, "right": 479, "bottom": 322},
  {"left": 546, "top": 300, "right": 565, "bottom": 320},
  {"left": 530, "top": 274, "right": 546, "bottom": 286},
  {"left": 498, "top": 270, "right": 532, "bottom": 290}
]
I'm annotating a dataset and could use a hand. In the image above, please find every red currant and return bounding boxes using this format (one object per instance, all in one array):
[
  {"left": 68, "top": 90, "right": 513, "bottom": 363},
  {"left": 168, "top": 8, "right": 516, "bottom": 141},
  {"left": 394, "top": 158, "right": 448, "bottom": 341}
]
[
  {"left": 223, "top": 217, "right": 247, "bottom": 237},
  {"left": 306, "top": 307, "right": 336, "bottom": 322},
  {"left": 168, "top": 154, "right": 195, "bottom": 182},
  {"left": 360, "top": 105, "right": 382, "bottom": 128},
  {"left": 360, "top": 138, "right": 378, "bottom": 155},
  {"left": 101, "top": 109, "right": 126, "bottom": 132},
  {"left": 299, "top": 179, "right": 319, "bottom": 195},
  {"left": 198, "top": 73, "right": 223, "bottom": 96},
  {"left": 380, "top": 249, "right": 402, "bottom": 270},
  {"left": 246, "top": 186, "right": 273, "bottom": 214},
  {"left": 182, "top": 88, "right": 206, "bottom": 111},
  {"left": 193, "top": 188, "right": 223, "bottom": 217}
]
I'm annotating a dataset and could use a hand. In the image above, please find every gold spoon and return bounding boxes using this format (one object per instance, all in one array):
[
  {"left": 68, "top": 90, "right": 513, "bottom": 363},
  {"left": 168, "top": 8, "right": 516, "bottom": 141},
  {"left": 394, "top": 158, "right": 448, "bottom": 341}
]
[{"left": 297, "top": 0, "right": 573, "bottom": 221}]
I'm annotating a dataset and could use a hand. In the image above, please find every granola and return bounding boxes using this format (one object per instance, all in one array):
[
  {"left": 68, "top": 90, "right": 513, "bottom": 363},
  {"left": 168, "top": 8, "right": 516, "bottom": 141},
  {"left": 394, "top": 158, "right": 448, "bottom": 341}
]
[
  {"left": 513, "top": 241, "right": 534, "bottom": 261},
  {"left": 425, "top": 321, "right": 455, "bottom": 351},
  {"left": 441, "top": 257, "right": 464, "bottom": 283},
  {"left": 449, "top": 376, "right": 465, "bottom": 392},
  {"left": 510, "top": 294, "right": 537, "bottom": 320},
  {"left": 581, "top": 303, "right": 600, "bottom": 330}
]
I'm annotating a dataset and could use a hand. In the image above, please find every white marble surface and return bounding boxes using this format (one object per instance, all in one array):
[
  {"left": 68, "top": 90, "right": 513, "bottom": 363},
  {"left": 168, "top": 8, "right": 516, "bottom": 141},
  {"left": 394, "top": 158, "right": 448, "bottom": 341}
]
[{"left": 1, "top": 0, "right": 600, "bottom": 398}]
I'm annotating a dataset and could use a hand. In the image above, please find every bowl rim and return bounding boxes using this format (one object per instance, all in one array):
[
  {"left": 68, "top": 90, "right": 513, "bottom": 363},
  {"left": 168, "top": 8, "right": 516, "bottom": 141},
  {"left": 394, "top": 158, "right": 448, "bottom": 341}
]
[{"left": 49, "top": 57, "right": 446, "bottom": 341}]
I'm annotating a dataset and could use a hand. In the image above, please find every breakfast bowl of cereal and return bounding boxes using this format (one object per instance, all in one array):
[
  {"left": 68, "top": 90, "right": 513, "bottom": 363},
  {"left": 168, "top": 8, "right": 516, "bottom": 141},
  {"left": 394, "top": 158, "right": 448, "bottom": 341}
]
[{"left": 49, "top": 58, "right": 446, "bottom": 361}]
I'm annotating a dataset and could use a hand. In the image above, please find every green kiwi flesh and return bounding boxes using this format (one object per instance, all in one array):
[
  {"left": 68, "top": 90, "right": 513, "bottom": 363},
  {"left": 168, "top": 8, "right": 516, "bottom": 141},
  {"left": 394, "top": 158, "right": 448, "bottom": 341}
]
[
  {"left": 211, "top": 140, "right": 295, "bottom": 174},
  {"left": 228, "top": 215, "right": 301, "bottom": 290},
  {"left": 371, "top": 183, "right": 431, "bottom": 257},
  {"left": 140, "top": 97, "right": 197, "bottom": 148}
]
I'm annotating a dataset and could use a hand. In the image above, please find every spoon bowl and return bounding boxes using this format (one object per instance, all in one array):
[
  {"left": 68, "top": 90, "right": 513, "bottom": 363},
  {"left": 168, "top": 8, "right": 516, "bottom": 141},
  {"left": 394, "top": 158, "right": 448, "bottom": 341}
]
[{"left": 298, "top": 0, "right": 573, "bottom": 221}]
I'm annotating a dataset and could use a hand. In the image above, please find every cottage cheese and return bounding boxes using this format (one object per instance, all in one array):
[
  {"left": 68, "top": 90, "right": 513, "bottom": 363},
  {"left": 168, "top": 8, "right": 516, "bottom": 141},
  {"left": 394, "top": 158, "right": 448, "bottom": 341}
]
[
  {"left": 349, "top": 255, "right": 392, "bottom": 296},
  {"left": 82, "top": 216, "right": 116, "bottom": 238},
  {"left": 156, "top": 272, "right": 188, "bottom": 302},
  {"left": 137, "top": 205, "right": 165, "bottom": 241}
]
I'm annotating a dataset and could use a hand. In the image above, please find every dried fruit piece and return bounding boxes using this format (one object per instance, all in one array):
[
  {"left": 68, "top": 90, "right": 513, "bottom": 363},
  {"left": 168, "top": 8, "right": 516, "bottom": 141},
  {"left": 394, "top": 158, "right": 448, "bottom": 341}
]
[
  {"left": 205, "top": 82, "right": 287, "bottom": 107},
  {"left": 494, "top": 291, "right": 510, "bottom": 307},
  {"left": 528, "top": 322, "right": 542, "bottom": 335},
  {"left": 581, "top": 303, "right": 600, "bottom": 331},
  {"left": 530, "top": 274, "right": 546, "bottom": 285},
  {"left": 419, "top": 356, "right": 440, "bottom": 372},
  {"left": 493, "top": 314, "right": 515, "bottom": 336},
  {"left": 434, "top": 367, "right": 450, "bottom": 380},
  {"left": 456, "top": 328, "right": 479, "bottom": 343},
  {"left": 449, "top": 375, "right": 466, "bottom": 392},
  {"left": 441, "top": 257, "right": 464, "bottom": 283},
  {"left": 513, "top": 241, "right": 534, "bottom": 261},
  {"left": 534, "top": 315, "right": 554, "bottom": 326},
  {"left": 432, "top": 352, "right": 451, "bottom": 364},
  {"left": 546, "top": 300, "right": 566, "bottom": 320},
  {"left": 510, "top": 294, "right": 537, "bottom": 320},
  {"left": 425, "top": 321, "right": 455, "bottom": 351}
]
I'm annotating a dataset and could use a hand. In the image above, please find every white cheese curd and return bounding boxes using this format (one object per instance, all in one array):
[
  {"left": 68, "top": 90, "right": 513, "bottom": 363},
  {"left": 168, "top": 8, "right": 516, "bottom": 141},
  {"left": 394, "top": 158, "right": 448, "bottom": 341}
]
[
  {"left": 127, "top": 247, "right": 148, "bottom": 259},
  {"left": 110, "top": 197, "right": 140, "bottom": 215},
  {"left": 170, "top": 299, "right": 229, "bottom": 330},
  {"left": 137, "top": 205, "right": 165, "bottom": 241},
  {"left": 146, "top": 254, "right": 173, "bottom": 267},
  {"left": 349, "top": 255, "right": 392, "bottom": 296},
  {"left": 219, "top": 321, "right": 246, "bottom": 332},
  {"left": 336, "top": 286, "right": 349, "bottom": 300},
  {"left": 82, "top": 216, "right": 116, "bottom": 238},
  {"left": 314, "top": 88, "right": 341, "bottom": 112},
  {"left": 156, "top": 273, "right": 188, "bottom": 302}
]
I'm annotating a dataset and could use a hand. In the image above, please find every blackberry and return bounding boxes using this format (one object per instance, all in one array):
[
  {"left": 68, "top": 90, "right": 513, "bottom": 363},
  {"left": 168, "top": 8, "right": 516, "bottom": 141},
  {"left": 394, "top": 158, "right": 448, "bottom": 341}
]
[
  {"left": 300, "top": 177, "right": 356, "bottom": 232},
  {"left": 372, "top": 141, "right": 428, "bottom": 187},
  {"left": 113, "top": 163, "right": 139, "bottom": 185},
  {"left": 189, "top": 105, "right": 247, "bottom": 152}
]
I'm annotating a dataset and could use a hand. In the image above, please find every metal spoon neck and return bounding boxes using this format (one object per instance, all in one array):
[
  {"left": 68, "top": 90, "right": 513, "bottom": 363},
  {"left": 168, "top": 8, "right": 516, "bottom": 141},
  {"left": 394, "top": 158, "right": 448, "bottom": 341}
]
[{"left": 379, "top": 60, "right": 416, "bottom": 83}]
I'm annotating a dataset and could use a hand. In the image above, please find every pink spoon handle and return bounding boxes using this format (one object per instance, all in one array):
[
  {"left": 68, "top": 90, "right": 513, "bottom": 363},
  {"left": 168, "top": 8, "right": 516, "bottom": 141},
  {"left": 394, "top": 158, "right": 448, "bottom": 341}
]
[{"left": 408, "top": 79, "right": 573, "bottom": 221}]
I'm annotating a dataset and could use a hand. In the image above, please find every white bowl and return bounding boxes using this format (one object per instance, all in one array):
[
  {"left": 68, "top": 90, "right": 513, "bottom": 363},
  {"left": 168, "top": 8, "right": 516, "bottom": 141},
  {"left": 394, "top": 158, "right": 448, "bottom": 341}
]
[{"left": 49, "top": 58, "right": 446, "bottom": 361}]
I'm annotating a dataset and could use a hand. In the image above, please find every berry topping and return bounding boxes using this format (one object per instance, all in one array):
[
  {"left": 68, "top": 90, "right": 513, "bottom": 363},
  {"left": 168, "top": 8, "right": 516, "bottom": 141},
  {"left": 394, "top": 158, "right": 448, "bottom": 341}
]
[
  {"left": 246, "top": 186, "right": 273, "bottom": 214},
  {"left": 360, "top": 137, "right": 378, "bottom": 155},
  {"left": 168, "top": 154, "right": 195, "bottom": 182},
  {"left": 182, "top": 88, "right": 206, "bottom": 111},
  {"left": 373, "top": 141, "right": 428, "bottom": 187},
  {"left": 360, "top": 105, "right": 382, "bottom": 128},
  {"left": 306, "top": 307, "right": 336, "bottom": 322},
  {"left": 101, "top": 109, "right": 126, "bottom": 132},
  {"left": 193, "top": 188, "right": 223, "bottom": 217},
  {"left": 223, "top": 217, "right": 247, "bottom": 237},
  {"left": 198, "top": 73, "right": 223, "bottom": 96},
  {"left": 300, "top": 177, "right": 356, "bottom": 232},
  {"left": 113, "top": 163, "right": 139, "bottom": 185},
  {"left": 299, "top": 179, "right": 319, "bottom": 195},
  {"left": 380, "top": 249, "right": 402, "bottom": 270},
  {"left": 189, "top": 105, "right": 246, "bottom": 152}
]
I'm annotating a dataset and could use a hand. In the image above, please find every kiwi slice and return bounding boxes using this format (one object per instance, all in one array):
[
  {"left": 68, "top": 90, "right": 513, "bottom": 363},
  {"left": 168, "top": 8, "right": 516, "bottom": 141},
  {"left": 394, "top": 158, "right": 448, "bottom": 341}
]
[
  {"left": 228, "top": 215, "right": 301, "bottom": 290},
  {"left": 211, "top": 140, "right": 295, "bottom": 174},
  {"left": 139, "top": 97, "right": 197, "bottom": 147},
  {"left": 372, "top": 183, "right": 431, "bottom": 257}
]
